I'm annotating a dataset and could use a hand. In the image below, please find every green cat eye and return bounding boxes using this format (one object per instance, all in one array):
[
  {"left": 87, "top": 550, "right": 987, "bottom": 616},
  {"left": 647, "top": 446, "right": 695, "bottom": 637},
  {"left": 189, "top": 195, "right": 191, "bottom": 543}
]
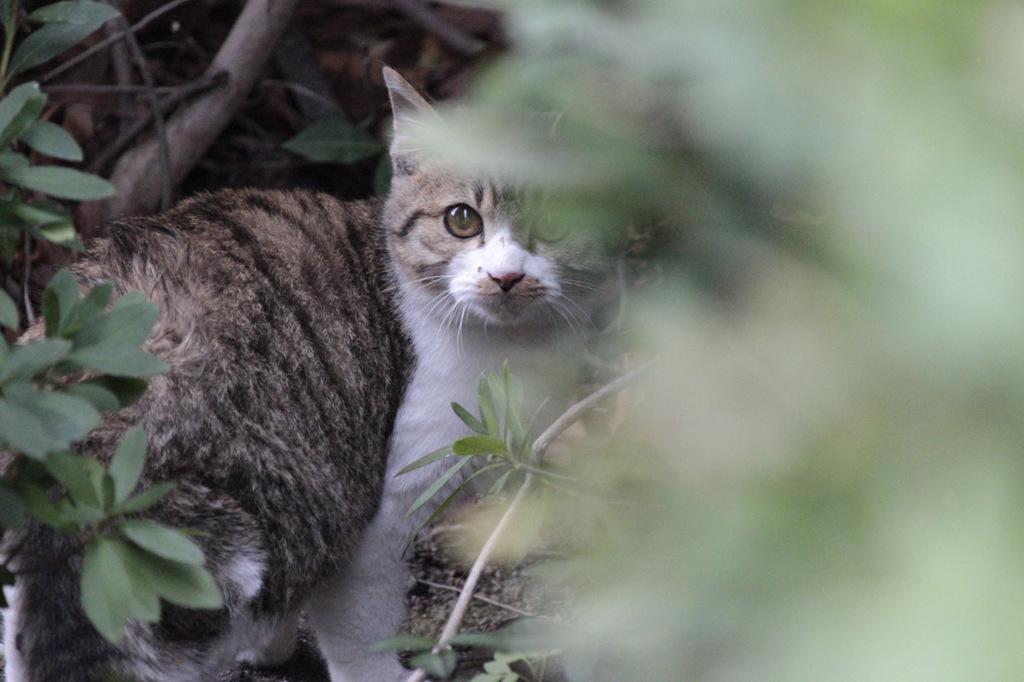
[{"left": 444, "top": 204, "right": 484, "bottom": 239}]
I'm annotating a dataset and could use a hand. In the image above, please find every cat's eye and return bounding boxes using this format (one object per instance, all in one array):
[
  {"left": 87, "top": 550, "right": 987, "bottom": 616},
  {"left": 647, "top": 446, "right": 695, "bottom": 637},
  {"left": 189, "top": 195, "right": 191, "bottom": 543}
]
[{"left": 443, "top": 204, "right": 484, "bottom": 239}]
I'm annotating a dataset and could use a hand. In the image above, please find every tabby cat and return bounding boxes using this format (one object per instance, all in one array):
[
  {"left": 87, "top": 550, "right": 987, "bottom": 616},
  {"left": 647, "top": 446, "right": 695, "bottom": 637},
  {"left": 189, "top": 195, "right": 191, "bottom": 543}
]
[{"left": 1, "top": 68, "right": 611, "bottom": 682}]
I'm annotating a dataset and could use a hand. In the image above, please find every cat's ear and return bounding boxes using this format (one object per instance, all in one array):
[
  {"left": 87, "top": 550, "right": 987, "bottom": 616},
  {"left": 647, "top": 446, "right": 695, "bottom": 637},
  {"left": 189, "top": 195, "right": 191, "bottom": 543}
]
[{"left": 383, "top": 67, "right": 436, "bottom": 174}]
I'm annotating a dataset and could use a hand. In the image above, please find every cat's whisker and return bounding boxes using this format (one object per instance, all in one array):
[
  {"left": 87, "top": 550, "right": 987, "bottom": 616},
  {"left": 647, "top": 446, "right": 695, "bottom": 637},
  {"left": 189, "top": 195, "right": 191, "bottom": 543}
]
[
  {"left": 546, "top": 294, "right": 592, "bottom": 340},
  {"left": 560, "top": 278, "right": 601, "bottom": 293},
  {"left": 386, "top": 274, "right": 453, "bottom": 296}
]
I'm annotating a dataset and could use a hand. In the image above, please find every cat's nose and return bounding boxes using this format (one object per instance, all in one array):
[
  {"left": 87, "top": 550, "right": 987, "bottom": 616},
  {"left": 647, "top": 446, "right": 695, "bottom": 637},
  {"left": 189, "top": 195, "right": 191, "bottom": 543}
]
[{"left": 490, "top": 271, "right": 524, "bottom": 292}]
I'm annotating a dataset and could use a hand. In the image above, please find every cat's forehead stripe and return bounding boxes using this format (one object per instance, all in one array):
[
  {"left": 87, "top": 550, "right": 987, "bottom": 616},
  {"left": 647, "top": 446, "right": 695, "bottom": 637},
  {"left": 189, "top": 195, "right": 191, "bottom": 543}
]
[{"left": 396, "top": 210, "right": 426, "bottom": 239}]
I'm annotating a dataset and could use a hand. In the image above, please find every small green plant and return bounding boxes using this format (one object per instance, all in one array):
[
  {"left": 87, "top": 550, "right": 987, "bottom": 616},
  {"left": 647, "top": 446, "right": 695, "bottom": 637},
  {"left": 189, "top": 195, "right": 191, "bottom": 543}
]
[
  {"left": 0, "top": 271, "right": 223, "bottom": 642},
  {"left": 282, "top": 118, "right": 391, "bottom": 194},
  {"left": 399, "top": 362, "right": 551, "bottom": 542},
  {"left": 391, "top": 362, "right": 585, "bottom": 680},
  {"left": 0, "top": 0, "right": 118, "bottom": 263}
]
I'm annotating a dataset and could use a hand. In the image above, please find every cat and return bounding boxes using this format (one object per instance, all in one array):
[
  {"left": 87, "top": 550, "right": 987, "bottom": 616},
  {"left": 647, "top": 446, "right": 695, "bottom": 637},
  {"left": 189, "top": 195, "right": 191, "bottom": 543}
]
[{"left": 1, "top": 67, "right": 612, "bottom": 682}]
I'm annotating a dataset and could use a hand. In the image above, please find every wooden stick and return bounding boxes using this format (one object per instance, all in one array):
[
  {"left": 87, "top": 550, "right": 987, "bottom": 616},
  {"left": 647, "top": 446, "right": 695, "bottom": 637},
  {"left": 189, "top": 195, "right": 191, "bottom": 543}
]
[{"left": 105, "top": 0, "right": 301, "bottom": 219}]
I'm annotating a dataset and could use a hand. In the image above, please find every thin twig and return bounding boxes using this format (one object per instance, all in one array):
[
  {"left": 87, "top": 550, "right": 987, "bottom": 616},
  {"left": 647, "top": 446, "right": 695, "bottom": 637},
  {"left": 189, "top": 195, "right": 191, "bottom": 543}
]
[
  {"left": 531, "top": 362, "right": 649, "bottom": 458},
  {"left": 405, "top": 478, "right": 532, "bottom": 682},
  {"left": 107, "top": 0, "right": 302, "bottom": 218},
  {"left": 259, "top": 79, "right": 348, "bottom": 121},
  {"left": 417, "top": 578, "right": 535, "bottom": 618},
  {"left": 43, "top": 84, "right": 195, "bottom": 95},
  {"left": 39, "top": 0, "right": 197, "bottom": 84},
  {"left": 117, "top": 14, "right": 172, "bottom": 211},
  {"left": 404, "top": 363, "right": 648, "bottom": 682},
  {"left": 22, "top": 234, "right": 34, "bottom": 327},
  {"left": 86, "top": 74, "right": 225, "bottom": 175}
]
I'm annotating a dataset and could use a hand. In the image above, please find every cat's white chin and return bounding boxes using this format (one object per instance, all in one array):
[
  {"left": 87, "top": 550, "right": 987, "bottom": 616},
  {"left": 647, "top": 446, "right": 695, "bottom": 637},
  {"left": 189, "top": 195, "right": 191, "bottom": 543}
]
[{"left": 465, "top": 298, "right": 554, "bottom": 330}]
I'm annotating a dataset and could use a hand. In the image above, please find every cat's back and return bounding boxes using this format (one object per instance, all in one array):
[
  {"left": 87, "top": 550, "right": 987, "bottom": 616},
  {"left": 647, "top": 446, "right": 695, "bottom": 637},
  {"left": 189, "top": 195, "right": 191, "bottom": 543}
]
[
  {"left": 80, "top": 188, "right": 390, "bottom": 363},
  {"left": 71, "top": 188, "right": 415, "bottom": 600}
]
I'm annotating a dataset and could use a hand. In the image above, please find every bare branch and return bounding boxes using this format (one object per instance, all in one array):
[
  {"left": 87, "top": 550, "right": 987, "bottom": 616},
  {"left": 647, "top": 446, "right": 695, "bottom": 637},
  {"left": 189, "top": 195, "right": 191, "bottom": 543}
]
[
  {"left": 530, "top": 362, "right": 649, "bottom": 459},
  {"left": 105, "top": 0, "right": 302, "bottom": 220}
]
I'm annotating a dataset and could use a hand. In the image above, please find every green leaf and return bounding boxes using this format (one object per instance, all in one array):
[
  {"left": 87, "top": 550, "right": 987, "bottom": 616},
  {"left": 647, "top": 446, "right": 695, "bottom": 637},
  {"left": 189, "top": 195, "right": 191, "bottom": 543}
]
[
  {"left": 17, "top": 478, "right": 73, "bottom": 530},
  {"left": 116, "top": 481, "right": 173, "bottom": 514},
  {"left": 452, "top": 401, "right": 488, "bottom": 434},
  {"left": 0, "top": 82, "right": 46, "bottom": 149},
  {"left": 42, "top": 269, "right": 81, "bottom": 338},
  {"left": 0, "top": 150, "right": 29, "bottom": 174},
  {"left": 283, "top": 120, "right": 383, "bottom": 164},
  {"left": 0, "top": 196, "right": 73, "bottom": 227},
  {"left": 119, "top": 519, "right": 205, "bottom": 566},
  {"left": 73, "top": 375, "right": 148, "bottom": 409},
  {"left": 31, "top": 220, "right": 80, "bottom": 249},
  {"left": 372, "top": 634, "right": 437, "bottom": 653},
  {"left": 0, "top": 383, "right": 99, "bottom": 457},
  {"left": 119, "top": 549, "right": 162, "bottom": 624},
  {"left": 44, "top": 451, "right": 104, "bottom": 509},
  {"left": 478, "top": 373, "right": 500, "bottom": 436},
  {"left": 406, "top": 456, "right": 473, "bottom": 519},
  {"left": 20, "top": 120, "right": 82, "bottom": 161},
  {"left": 448, "top": 632, "right": 509, "bottom": 649},
  {"left": 108, "top": 425, "right": 146, "bottom": 505},
  {"left": 0, "top": 479, "right": 27, "bottom": 528},
  {"left": 0, "top": 288, "right": 18, "bottom": 329},
  {"left": 453, "top": 435, "right": 509, "bottom": 457},
  {"left": 11, "top": 1, "right": 121, "bottom": 76},
  {"left": 65, "top": 382, "right": 119, "bottom": 412},
  {"left": 409, "top": 650, "right": 457, "bottom": 680},
  {"left": 66, "top": 291, "right": 167, "bottom": 377},
  {"left": 49, "top": 278, "right": 112, "bottom": 340},
  {"left": 0, "top": 164, "right": 115, "bottom": 200},
  {"left": 0, "top": 222, "right": 17, "bottom": 263},
  {"left": 81, "top": 535, "right": 133, "bottom": 643},
  {"left": 25, "top": 0, "right": 120, "bottom": 24},
  {"left": 0, "top": 397, "right": 50, "bottom": 456},
  {"left": 488, "top": 469, "right": 514, "bottom": 497},
  {"left": 0, "top": 0, "right": 14, "bottom": 32},
  {"left": 0, "top": 338, "right": 71, "bottom": 383},
  {"left": 396, "top": 445, "right": 454, "bottom": 476},
  {"left": 121, "top": 542, "right": 223, "bottom": 610}
]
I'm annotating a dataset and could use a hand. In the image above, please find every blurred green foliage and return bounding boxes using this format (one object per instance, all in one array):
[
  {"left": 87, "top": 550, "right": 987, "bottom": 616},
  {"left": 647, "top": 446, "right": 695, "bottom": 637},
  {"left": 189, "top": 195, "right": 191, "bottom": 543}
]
[{"left": 418, "top": 0, "right": 1024, "bottom": 679}]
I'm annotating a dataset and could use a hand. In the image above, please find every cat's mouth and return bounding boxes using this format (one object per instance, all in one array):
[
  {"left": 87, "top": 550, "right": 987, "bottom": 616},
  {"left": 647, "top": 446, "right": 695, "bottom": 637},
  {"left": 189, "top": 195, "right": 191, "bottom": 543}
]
[{"left": 468, "top": 274, "right": 548, "bottom": 325}]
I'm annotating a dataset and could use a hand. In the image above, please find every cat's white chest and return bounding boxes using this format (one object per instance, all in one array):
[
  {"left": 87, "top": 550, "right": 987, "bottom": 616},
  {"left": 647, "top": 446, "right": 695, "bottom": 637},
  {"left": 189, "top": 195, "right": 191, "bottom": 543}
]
[{"left": 385, "top": 300, "right": 582, "bottom": 504}]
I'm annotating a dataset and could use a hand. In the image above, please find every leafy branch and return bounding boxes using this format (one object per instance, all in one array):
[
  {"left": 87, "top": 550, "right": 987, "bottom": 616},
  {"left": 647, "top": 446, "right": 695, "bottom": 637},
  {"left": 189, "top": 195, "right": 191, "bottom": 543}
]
[
  {"left": 390, "top": 362, "right": 647, "bottom": 681},
  {"left": 0, "top": 271, "right": 223, "bottom": 643}
]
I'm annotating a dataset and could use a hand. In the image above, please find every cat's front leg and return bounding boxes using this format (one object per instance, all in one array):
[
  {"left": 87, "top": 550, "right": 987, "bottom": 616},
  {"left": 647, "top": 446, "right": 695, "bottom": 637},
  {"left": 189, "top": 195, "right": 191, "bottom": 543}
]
[{"left": 308, "top": 505, "right": 409, "bottom": 682}]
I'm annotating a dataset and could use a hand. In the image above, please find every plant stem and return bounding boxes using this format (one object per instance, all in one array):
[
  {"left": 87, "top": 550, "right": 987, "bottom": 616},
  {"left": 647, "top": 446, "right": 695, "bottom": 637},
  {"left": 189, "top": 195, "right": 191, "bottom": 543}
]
[
  {"left": 0, "top": 0, "right": 20, "bottom": 93},
  {"left": 403, "top": 362, "right": 650, "bottom": 682}
]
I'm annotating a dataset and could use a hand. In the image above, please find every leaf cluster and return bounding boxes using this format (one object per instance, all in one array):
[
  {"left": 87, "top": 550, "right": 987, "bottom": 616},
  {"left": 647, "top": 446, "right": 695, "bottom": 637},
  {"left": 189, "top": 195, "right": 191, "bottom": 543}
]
[
  {"left": 0, "top": 271, "right": 221, "bottom": 643},
  {"left": 0, "top": 0, "right": 117, "bottom": 262},
  {"left": 400, "top": 362, "right": 553, "bottom": 546}
]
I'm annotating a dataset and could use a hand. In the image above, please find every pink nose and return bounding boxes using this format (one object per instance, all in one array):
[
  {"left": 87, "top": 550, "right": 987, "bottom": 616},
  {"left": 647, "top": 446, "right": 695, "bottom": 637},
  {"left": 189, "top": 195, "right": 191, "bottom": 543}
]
[{"left": 490, "top": 272, "right": 524, "bottom": 292}]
